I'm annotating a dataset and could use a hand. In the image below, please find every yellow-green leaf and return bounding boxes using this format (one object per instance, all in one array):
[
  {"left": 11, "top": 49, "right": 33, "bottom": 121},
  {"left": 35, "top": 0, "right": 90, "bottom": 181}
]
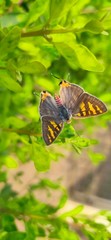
[
  {"left": 27, "top": 0, "right": 49, "bottom": 25},
  {"left": 84, "top": 20, "right": 104, "bottom": 34},
  {"left": 0, "top": 26, "right": 21, "bottom": 60},
  {"left": 54, "top": 42, "right": 104, "bottom": 72},
  {"left": 18, "top": 61, "right": 47, "bottom": 74},
  {"left": 49, "top": 0, "right": 78, "bottom": 22},
  {"left": 5, "top": 156, "right": 18, "bottom": 168},
  {"left": 0, "top": 70, "right": 22, "bottom": 92}
]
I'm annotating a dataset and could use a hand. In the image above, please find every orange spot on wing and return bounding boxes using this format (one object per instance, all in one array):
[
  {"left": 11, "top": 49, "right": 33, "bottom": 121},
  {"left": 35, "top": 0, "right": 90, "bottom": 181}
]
[
  {"left": 88, "top": 102, "right": 96, "bottom": 114},
  {"left": 80, "top": 102, "right": 86, "bottom": 116},
  {"left": 96, "top": 105, "right": 103, "bottom": 113},
  {"left": 50, "top": 121, "right": 59, "bottom": 130},
  {"left": 76, "top": 113, "right": 81, "bottom": 117},
  {"left": 48, "top": 126, "right": 55, "bottom": 139}
]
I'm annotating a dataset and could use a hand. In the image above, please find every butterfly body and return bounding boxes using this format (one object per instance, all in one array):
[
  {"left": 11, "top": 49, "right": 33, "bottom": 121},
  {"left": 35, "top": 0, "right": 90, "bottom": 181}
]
[
  {"left": 59, "top": 105, "right": 71, "bottom": 122},
  {"left": 39, "top": 80, "right": 107, "bottom": 145},
  {"left": 55, "top": 95, "right": 72, "bottom": 122}
]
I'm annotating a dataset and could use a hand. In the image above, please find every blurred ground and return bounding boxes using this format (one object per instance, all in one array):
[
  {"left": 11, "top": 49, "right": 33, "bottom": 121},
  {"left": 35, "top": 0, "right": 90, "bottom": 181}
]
[
  {"left": 6, "top": 124, "right": 111, "bottom": 239},
  {"left": 8, "top": 124, "right": 111, "bottom": 210}
]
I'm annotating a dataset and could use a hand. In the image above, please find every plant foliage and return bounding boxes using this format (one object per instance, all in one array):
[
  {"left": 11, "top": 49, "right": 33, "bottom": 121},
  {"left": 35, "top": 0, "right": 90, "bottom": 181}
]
[{"left": 0, "top": 0, "right": 111, "bottom": 239}]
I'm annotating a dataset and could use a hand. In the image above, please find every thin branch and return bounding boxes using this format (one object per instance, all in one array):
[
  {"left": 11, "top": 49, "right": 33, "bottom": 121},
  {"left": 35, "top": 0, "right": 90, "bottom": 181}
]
[
  {"left": 21, "top": 28, "right": 76, "bottom": 38},
  {"left": 2, "top": 127, "right": 41, "bottom": 137},
  {"left": 0, "top": 67, "right": 6, "bottom": 70},
  {"left": 0, "top": 207, "right": 55, "bottom": 221}
]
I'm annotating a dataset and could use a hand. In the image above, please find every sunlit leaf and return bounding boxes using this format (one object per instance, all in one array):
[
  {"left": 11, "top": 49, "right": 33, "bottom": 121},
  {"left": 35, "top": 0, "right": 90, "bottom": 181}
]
[
  {"left": 18, "top": 61, "right": 47, "bottom": 74},
  {"left": 5, "top": 232, "right": 26, "bottom": 240},
  {"left": 27, "top": 0, "right": 49, "bottom": 25},
  {"left": 5, "top": 156, "right": 18, "bottom": 168},
  {"left": 16, "top": 122, "right": 41, "bottom": 136},
  {"left": 6, "top": 59, "right": 22, "bottom": 82},
  {"left": 0, "top": 171, "right": 7, "bottom": 182},
  {"left": 32, "top": 143, "right": 51, "bottom": 171},
  {"left": 58, "top": 226, "right": 80, "bottom": 240},
  {"left": 0, "top": 70, "right": 22, "bottom": 92},
  {"left": 84, "top": 20, "right": 104, "bottom": 33},
  {"left": 0, "top": 26, "right": 21, "bottom": 59},
  {"left": 88, "top": 151, "right": 105, "bottom": 165},
  {"left": 59, "top": 205, "right": 84, "bottom": 219},
  {"left": 57, "top": 193, "right": 68, "bottom": 209},
  {"left": 54, "top": 42, "right": 104, "bottom": 72},
  {"left": 49, "top": 0, "right": 78, "bottom": 22},
  {"left": 0, "top": 13, "right": 26, "bottom": 27}
]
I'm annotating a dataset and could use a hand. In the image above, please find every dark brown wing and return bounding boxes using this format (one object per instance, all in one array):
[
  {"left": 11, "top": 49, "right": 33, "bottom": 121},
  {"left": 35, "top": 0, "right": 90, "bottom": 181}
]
[
  {"left": 42, "top": 116, "right": 63, "bottom": 145},
  {"left": 59, "top": 80, "right": 83, "bottom": 112},
  {"left": 39, "top": 91, "right": 59, "bottom": 118},
  {"left": 73, "top": 93, "right": 107, "bottom": 118}
]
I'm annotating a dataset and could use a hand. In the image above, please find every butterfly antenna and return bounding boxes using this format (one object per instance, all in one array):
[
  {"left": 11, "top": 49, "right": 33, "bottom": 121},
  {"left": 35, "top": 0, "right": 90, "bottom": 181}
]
[
  {"left": 51, "top": 73, "right": 61, "bottom": 80},
  {"left": 67, "top": 73, "right": 70, "bottom": 81},
  {"left": 33, "top": 91, "right": 39, "bottom": 96}
]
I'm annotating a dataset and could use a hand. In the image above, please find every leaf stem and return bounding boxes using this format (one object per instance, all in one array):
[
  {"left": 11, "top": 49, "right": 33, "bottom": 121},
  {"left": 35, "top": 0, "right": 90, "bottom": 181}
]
[
  {"left": 0, "top": 67, "right": 6, "bottom": 70},
  {"left": 21, "top": 28, "right": 76, "bottom": 38},
  {"left": 2, "top": 127, "right": 41, "bottom": 137}
]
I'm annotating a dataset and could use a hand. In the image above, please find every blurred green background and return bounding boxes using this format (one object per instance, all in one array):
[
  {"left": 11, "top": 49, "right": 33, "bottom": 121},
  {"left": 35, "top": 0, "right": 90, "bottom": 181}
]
[{"left": 0, "top": 0, "right": 111, "bottom": 239}]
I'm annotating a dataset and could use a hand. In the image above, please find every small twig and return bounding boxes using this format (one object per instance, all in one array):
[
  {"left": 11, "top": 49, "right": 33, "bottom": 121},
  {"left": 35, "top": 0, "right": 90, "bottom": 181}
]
[
  {"left": 2, "top": 127, "right": 41, "bottom": 137},
  {"left": 21, "top": 28, "right": 76, "bottom": 38}
]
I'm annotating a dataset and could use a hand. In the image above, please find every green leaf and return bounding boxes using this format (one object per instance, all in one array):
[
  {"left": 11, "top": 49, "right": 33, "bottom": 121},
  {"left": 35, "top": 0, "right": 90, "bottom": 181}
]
[
  {"left": 0, "top": 29, "right": 5, "bottom": 40},
  {"left": 101, "top": 10, "right": 111, "bottom": 30},
  {"left": 0, "top": 231, "right": 8, "bottom": 240},
  {"left": 84, "top": 20, "right": 104, "bottom": 34},
  {"left": 17, "top": 122, "right": 41, "bottom": 136},
  {"left": 2, "top": 215, "right": 17, "bottom": 231},
  {"left": 0, "top": 70, "right": 22, "bottom": 92},
  {"left": 29, "top": 178, "right": 61, "bottom": 191},
  {"left": 32, "top": 143, "right": 51, "bottom": 172},
  {"left": 0, "top": 184, "right": 17, "bottom": 200},
  {"left": 0, "top": 171, "right": 7, "bottom": 182},
  {"left": 88, "top": 151, "right": 105, "bottom": 165},
  {"left": 3, "top": 116, "right": 26, "bottom": 129},
  {"left": 18, "top": 61, "right": 47, "bottom": 74},
  {"left": 58, "top": 227, "right": 80, "bottom": 240},
  {"left": 27, "top": 0, "right": 49, "bottom": 25},
  {"left": 6, "top": 59, "right": 22, "bottom": 82},
  {"left": 54, "top": 42, "right": 104, "bottom": 72},
  {"left": 5, "top": 232, "right": 26, "bottom": 240},
  {"left": 0, "top": 13, "right": 26, "bottom": 28},
  {"left": 0, "top": 26, "right": 21, "bottom": 60},
  {"left": 71, "top": 136, "right": 97, "bottom": 154},
  {"left": 57, "top": 193, "right": 68, "bottom": 209},
  {"left": 59, "top": 205, "right": 84, "bottom": 219},
  {"left": 74, "top": 137, "right": 97, "bottom": 148},
  {"left": 39, "top": 178, "right": 61, "bottom": 189},
  {"left": 49, "top": 0, "right": 78, "bottom": 22},
  {"left": 5, "top": 156, "right": 18, "bottom": 168},
  {"left": 51, "top": 32, "right": 76, "bottom": 44}
]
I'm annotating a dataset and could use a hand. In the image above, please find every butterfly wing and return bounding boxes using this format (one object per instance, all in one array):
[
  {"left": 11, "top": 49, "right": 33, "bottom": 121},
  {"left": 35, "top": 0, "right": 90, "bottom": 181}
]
[
  {"left": 39, "top": 91, "right": 63, "bottom": 145},
  {"left": 39, "top": 91, "right": 60, "bottom": 118},
  {"left": 59, "top": 80, "right": 107, "bottom": 118},
  {"left": 59, "top": 80, "right": 83, "bottom": 112},
  {"left": 42, "top": 116, "right": 63, "bottom": 145},
  {"left": 72, "top": 92, "right": 107, "bottom": 118}
]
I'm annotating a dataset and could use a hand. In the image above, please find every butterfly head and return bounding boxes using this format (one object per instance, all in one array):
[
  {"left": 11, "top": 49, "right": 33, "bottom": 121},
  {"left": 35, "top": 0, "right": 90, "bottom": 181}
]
[
  {"left": 59, "top": 80, "right": 70, "bottom": 88},
  {"left": 67, "top": 119, "right": 71, "bottom": 124},
  {"left": 41, "top": 91, "right": 51, "bottom": 102}
]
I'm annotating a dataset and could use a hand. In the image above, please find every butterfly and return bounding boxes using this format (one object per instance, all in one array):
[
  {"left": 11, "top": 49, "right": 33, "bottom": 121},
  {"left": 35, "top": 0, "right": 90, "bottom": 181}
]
[{"left": 39, "top": 80, "right": 107, "bottom": 145}]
